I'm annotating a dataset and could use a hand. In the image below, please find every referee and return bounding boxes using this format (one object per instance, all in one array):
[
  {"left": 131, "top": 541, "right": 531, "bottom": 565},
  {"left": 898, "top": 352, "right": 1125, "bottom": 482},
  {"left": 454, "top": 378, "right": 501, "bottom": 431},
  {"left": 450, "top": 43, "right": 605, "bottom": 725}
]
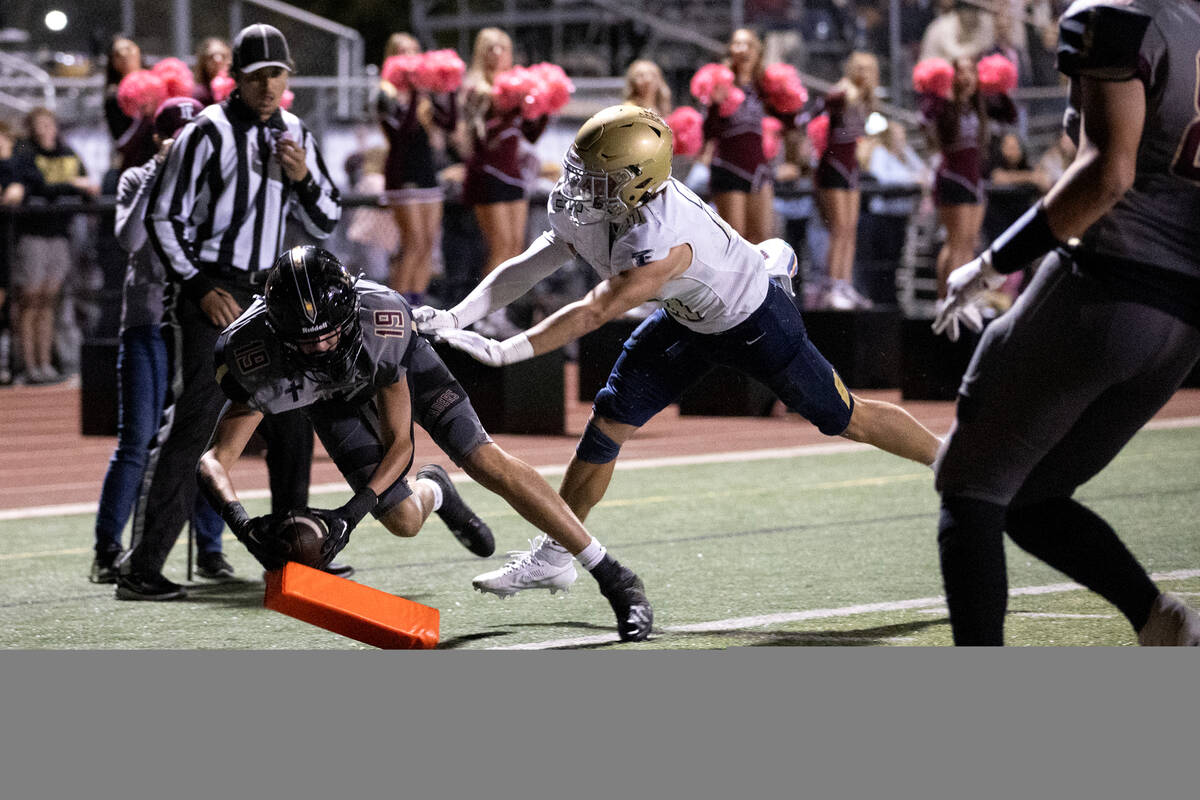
[{"left": 117, "top": 24, "right": 343, "bottom": 600}]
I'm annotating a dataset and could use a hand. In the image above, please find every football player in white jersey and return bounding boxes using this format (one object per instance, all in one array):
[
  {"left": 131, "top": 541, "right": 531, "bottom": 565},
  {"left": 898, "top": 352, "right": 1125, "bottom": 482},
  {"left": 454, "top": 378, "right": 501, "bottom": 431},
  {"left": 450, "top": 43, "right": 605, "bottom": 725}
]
[{"left": 415, "top": 105, "right": 941, "bottom": 599}]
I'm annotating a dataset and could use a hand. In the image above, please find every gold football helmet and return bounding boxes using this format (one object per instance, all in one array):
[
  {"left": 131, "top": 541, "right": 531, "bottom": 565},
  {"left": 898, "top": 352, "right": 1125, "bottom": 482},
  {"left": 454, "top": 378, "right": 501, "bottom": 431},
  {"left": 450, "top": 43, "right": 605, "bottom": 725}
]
[{"left": 556, "top": 104, "right": 674, "bottom": 225}]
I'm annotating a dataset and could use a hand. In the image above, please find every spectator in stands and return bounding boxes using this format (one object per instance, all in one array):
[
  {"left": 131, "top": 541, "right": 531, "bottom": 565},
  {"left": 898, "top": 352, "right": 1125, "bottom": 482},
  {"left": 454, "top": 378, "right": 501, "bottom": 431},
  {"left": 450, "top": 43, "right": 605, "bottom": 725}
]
[
  {"left": 13, "top": 107, "right": 99, "bottom": 384},
  {"left": 920, "top": 58, "right": 1016, "bottom": 297},
  {"left": 0, "top": 120, "right": 38, "bottom": 385},
  {"left": 920, "top": 0, "right": 995, "bottom": 64},
  {"left": 813, "top": 51, "right": 878, "bottom": 310},
  {"left": 704, "top": 29, "right": 802, "bottom": 246},
  {"left": 377, "top": 32, "right": 456, "bottom": 306},
  {"left": 1035, "top": 130, "right": 1077, "bottom": 186},
  {"left": 103, "top": 35, "right": 154, "bottom": 173},
  {"left": 191, "top": 37, "right": 233, "bottom": 107},
  {"left": 91, "top": 98, "right": 229, "bottom": 584},
  {"left": 983, "top": 131, "right": 1049, "bottom": 300},
  {"left": 623, "top": 59, "right": 672, "bottom": 116},
  {"left": 861, "top": 120, "right": 931, "bottom": 290}
]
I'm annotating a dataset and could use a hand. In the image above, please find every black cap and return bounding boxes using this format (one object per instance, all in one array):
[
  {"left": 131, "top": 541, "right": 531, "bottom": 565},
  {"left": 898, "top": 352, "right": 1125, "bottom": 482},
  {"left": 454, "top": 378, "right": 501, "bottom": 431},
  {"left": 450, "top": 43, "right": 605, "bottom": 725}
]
[{"left": 232, "top": 23, "right": 294, "bottom": 75}]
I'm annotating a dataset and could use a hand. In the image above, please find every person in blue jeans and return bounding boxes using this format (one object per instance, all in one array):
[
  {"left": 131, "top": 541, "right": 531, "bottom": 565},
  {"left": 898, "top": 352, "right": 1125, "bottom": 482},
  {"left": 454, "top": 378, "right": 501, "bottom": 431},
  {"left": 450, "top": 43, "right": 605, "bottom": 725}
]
[{"left": 91, "top": 97, "right": 229, "bottom": 583}]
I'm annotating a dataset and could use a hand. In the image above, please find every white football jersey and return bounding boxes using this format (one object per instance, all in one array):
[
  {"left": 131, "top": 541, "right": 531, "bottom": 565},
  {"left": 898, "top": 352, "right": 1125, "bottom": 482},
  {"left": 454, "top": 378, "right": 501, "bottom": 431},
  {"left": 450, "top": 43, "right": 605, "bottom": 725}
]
[{"left": 547, "top": 178, "right": 774, "bottom": 333}]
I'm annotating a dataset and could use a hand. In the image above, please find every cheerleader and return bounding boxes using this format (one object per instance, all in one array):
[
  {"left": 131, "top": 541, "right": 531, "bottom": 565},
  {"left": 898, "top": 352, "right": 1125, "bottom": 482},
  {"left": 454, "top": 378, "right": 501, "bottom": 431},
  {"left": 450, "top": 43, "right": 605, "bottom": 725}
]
[
  {"left": 191, "top": 37, "right": 232, "bottom": 107},
  {"left": 377, "top": 32, "right": 458, "bottom": 303},
  {"left": 919, "top": 57, "right": 1017, "bottom": 298},
  {"left": 458, "top": 28, "right": 548, "bottom": 280},
  {"left": 814, "top": 51, "right": 878, "bottom": 310},
  {"left": 103, "top": 35, "right": 154, "bottom": 172},
  {"left": 702, "top": 29, "right": 800, "bottom": 245},
  {"left": 623, "top": 59, "right": 672, "bottom": 115}
]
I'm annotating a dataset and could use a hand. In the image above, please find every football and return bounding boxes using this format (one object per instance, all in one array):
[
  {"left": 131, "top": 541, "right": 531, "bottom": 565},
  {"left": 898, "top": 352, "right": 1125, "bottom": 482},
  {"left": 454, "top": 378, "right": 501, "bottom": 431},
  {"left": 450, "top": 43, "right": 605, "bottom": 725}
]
[{"left": 272, "top": 511, "right": 330, "bottom": 568}]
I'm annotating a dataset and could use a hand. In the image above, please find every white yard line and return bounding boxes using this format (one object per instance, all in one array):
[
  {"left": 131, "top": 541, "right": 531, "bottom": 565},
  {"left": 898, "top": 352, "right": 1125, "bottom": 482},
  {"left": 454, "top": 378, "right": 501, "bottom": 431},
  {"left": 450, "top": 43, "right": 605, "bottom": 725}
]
[
  {"left": 487, "top": 569, "right": 1200, "bottom": 649},
  {"left": 6, "top": 414, "right": 1198, "bottom": 523}
]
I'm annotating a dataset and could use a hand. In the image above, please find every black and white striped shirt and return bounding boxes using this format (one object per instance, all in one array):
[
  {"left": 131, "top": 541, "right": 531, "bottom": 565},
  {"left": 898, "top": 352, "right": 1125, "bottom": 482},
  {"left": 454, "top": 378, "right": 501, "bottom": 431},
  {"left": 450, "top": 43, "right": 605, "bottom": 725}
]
[{"left": 146, "top": 93, "right": 341, "bottom": 299}]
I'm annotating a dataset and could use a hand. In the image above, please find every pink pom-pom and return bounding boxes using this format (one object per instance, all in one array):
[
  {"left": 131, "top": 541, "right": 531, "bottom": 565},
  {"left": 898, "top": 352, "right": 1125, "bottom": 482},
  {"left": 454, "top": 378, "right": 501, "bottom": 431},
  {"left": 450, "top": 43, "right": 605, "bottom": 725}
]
[
  {"left": 117, "top": 70, "right": 169, "bottom": 118},
  {"left": 717, "top": 85, "right": 745, "bottom": 117},
  {"left": 690, "top": 63, "right": 735, "bottom": 105},
  {"left": 210, "top": 74, "right": 236, "bottom": 103},
  {"left": 382, "top": 54, "right": 423, "bottom": 91},
  {"left": 912, "top": 58, "right": 954, "bottom": 99},
  {"left": 761, "top": 63, "right": 808, "bottom": 114},
  {"left": 519, "top": 63, "right": 573, "bottom": 118},
  {"left": 806, "top": 114, "right": 830, "bottom": 158},
  {"left": 280, "top": 90, "right": 294, "bottom": 110},
  {"left": 761, "top": 116, "right": 784, "bottom": 160},
  {"left": 413, "top": 49, "right": 465, "bottom": 93},
  {"left": 977, "top": 54, "right": 1018, "bottom": 95},
  {"left": 666, "top": 107, "right": 704, "bottom": 156},
  {"left": 491, "top": 66, "right": 537, "bottom": 113},
  {"left": 151, "top": 57, "right": 195, "bottom": 98}
]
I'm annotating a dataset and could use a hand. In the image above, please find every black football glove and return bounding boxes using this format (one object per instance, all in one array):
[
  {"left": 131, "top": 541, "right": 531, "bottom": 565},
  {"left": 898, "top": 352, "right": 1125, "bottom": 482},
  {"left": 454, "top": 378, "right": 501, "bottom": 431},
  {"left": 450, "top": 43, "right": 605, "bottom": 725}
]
[
  {"left": 304, "top": 488, "right": 378, "bottom": 570},
  {"left": 221, "top": 501, "right": 287, "bottom": 570}
]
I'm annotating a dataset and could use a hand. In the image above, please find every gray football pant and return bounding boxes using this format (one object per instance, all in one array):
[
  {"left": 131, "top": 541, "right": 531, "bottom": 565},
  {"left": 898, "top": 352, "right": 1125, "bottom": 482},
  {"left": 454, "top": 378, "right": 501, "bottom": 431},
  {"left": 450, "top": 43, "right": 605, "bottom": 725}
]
[{"left": 935, "top": 252, "right": 1200, "bottom": 508}]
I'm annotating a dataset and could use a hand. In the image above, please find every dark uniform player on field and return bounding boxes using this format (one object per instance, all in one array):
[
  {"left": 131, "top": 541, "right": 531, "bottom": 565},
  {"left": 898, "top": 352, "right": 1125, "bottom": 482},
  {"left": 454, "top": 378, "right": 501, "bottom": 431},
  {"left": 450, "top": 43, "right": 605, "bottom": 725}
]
[
  {"left": 931, "top": 0, "right": 1200, "bottom": 645},
  {"left": 198, "top": 246, "right": 653, "bottom": 642}
]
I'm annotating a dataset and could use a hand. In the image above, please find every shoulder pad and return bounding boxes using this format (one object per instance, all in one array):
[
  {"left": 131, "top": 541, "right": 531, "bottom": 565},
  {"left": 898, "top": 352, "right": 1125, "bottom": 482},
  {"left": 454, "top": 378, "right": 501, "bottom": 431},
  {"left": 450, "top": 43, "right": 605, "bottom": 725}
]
[{"left": 1057, "top": 0, "right": 1154, "bottom": 81}]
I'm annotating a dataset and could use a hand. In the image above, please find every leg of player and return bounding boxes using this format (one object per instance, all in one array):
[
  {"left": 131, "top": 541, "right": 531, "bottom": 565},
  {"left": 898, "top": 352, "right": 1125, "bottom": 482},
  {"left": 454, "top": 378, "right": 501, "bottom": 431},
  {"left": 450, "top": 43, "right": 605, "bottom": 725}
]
[
  {"left": 463, "top": 441, "right": 652, "bottom": 642},
  {"left": 412, "top": 463, "right": 495, "bottom": 557},
  {"left": 840, "top": 394, "right": 941, "bottom": 466}
]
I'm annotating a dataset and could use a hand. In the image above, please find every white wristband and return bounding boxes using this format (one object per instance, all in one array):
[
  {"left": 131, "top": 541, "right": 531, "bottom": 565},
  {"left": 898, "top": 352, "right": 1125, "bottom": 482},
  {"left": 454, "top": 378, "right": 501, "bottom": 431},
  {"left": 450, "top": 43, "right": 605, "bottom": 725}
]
[{"left": 500, "top": 333, "right": 535, "bottom": 364}]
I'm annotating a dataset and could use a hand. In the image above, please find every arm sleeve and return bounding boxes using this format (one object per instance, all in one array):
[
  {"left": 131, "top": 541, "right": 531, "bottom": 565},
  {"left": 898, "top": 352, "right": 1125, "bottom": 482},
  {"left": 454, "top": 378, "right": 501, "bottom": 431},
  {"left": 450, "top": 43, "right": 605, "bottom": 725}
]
[
  {"left": 447, "top": 231, "right": 573, "bottom": 327},
  {"left": 288, "top": 125, "right": 342, "bottom": 239},
  {"left": 114, "top": 163, "right": 156, "bottom": 253},
  {"left": 145, "top": 122, "right": 215, "bottom": 300}
]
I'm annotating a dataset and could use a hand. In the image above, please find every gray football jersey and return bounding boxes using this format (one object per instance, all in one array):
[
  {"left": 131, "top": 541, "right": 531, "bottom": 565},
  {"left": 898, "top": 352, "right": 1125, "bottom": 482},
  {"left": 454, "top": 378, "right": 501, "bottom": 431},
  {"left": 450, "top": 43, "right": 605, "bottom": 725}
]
[
  {"left": 1058, "top": 0, "right": 1200, "bottom": 276},
  {"left": 215, "top": 279, "right": 417, "bottom": 414}
]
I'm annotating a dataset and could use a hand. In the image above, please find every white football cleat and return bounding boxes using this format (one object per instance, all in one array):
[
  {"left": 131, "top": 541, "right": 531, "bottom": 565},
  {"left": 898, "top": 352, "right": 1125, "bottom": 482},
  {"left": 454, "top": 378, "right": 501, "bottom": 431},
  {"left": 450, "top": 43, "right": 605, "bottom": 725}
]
[
  {"left": 1137, "top": 592, "right": 1200, "bottom": 646},
  {"left": 472, "top": 535, "right": 579, "bottom": 598}
]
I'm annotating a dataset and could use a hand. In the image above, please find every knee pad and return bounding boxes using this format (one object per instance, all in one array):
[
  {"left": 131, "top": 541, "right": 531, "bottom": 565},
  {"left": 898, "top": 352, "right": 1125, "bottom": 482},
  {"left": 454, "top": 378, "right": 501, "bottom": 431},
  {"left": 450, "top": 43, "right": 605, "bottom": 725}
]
[{"left": 575, "top": 421, "right": 622, "bottom": 465}]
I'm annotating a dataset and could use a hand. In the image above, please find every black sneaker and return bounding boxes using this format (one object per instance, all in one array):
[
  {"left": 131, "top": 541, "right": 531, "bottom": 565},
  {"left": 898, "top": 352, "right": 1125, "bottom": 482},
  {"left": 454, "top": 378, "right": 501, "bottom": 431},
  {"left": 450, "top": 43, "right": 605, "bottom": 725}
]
[
  {"left": 596, "top": 562, "right": 654, "bottom": 642},
  {"left": 89, "top": 548, "right": 123, "bottom": 584},
  {"left": 196, "top": 551, "right": 236, "bottom": 580},
  {"left": 324, "top": 562, "right": 355, "bottom": 578},
  {"left": 415, "top": 464, "right": 495, "bottom": 557},
  {"left": 115, "top": 571, "right": 188, "bottom": 601}
]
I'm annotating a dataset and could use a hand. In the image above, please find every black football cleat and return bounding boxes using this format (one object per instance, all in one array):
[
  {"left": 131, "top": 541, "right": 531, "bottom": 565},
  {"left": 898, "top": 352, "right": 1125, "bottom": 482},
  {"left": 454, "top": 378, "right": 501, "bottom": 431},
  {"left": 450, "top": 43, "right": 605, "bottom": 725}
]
[
  {"left": 89, "top": 548, "right": 124, "bottom": 584},
  {"left": 415, "top": 464, "right": 495, "bottom": 557},
  {"left": 115, "top": 571, "right": 188, "bottom": 601},
  {"left": 195, "top": 551, "right": 236, "bottom": 580},
  {"left": 598, "top": 565, "right": 654, "bottom": 642}
]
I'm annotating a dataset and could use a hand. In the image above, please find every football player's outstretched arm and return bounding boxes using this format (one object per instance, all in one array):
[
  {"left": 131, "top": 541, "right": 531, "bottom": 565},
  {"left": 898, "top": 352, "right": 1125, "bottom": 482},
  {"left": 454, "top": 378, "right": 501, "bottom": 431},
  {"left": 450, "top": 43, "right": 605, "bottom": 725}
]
[
  {"left": 197, "top": 400, "right": 265, "bottom": 512},
  {"left": 524, "top": 244, "right": 692, "bottom": 356},
  {"left": 412, "top": 232, "right": 572, "bottom": 332},
  {"left": 435, "top": 244, "right": 691, "bottom": 366}
]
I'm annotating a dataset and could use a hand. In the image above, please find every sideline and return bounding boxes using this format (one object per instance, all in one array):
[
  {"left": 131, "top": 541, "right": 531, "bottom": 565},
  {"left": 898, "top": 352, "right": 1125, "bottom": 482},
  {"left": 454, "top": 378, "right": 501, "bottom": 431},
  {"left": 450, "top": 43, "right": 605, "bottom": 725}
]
[{"left": 4, "top": 415, "right": 1198, "bottom": 522}]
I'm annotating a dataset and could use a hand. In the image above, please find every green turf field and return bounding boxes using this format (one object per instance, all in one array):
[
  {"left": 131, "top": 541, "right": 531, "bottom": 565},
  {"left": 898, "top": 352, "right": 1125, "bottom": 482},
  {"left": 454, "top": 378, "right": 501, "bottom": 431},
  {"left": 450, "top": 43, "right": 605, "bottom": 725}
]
[{"left": 3, "top": 426, "right": 1198, "bottom": 649}]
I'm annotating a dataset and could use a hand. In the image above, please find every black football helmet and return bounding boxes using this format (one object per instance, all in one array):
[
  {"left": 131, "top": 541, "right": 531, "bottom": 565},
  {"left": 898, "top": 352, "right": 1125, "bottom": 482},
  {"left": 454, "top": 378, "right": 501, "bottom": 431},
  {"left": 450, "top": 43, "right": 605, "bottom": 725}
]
[{"left": 264, "top": 246, "right": 362, "bottom": 382}]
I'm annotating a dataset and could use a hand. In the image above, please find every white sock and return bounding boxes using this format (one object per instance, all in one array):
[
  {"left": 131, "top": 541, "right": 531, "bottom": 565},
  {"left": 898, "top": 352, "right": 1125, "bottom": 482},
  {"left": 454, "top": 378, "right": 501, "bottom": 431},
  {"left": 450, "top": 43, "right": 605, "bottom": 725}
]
[
  {"left": 576, "top": 538, "right": 607, "bottom": 571},
  {"left": 416, "top": 478, "right": 443, "bottom": 513}
]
